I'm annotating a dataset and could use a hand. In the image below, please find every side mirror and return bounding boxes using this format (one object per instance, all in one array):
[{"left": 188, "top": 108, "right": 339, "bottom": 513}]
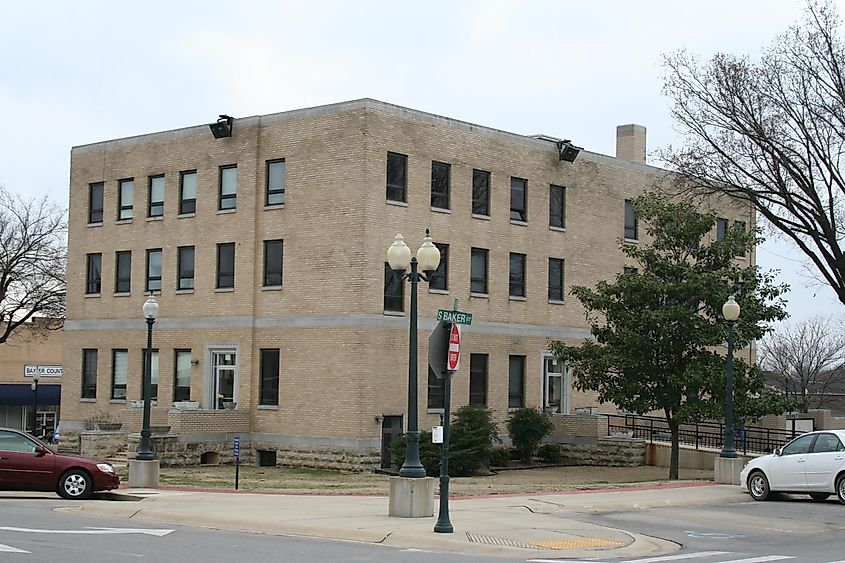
[{"left": 773, "top": 447, "right": 782, "bottom": 456}]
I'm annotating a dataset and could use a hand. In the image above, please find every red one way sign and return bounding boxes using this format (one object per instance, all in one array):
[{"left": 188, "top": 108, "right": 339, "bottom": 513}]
[{"left": 447, "top": 324, "right": 461, "bottom": 371}]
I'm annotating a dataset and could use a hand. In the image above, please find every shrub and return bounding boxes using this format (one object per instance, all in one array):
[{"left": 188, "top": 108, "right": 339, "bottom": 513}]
[
  {"left": 506, "top": 407, "right": 553, "bottom": 463},
  {"left": 488, "top": 446, "right": 511, "bottom": 467},
  {"left": 449, "top": 405, "right": 498, "bottom": 476},
  {"left": 389, "top": 431, "right": 440, "bottom": 476},
  {"left": 537, "top": 443, "right": 562, "bottom": 464}
]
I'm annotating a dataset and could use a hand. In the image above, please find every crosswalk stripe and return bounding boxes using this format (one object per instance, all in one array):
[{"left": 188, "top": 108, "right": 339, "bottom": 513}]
[
  {"left": 716, "top": 557, "right": 794, "bottom": 563},
  {"left": 623, "top": 552, "right": 731, "bottom": 562},
  {"left": 0, "top": 543, "right": 29, "bottom": 553}
]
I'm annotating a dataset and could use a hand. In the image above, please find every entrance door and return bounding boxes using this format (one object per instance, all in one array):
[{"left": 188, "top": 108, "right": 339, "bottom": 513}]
[
  {"left": 212, "top": 351, "right": 237, "bottom": 409},
  {"left": 381, "top": 415, "right": 404, "bottom": 469}
]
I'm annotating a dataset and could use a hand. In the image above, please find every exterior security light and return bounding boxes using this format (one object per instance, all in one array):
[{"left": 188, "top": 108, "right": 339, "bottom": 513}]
[
  {"left": 209, "top": 115, "right": 234, "bottom": 139},
  {"left": 557, "top": 139, "right": 582, "bottom": 162}
]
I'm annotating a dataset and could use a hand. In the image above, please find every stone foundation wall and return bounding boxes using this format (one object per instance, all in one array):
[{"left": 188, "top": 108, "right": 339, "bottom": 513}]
[
  {"left": 80, "top": 431, "right": 127, "bottom": 459},
  {"left": 557, "top": 437, "right": 646, "bottom": 467}
]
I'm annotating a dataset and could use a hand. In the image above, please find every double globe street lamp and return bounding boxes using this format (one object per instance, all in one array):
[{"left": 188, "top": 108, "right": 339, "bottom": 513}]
[
  {"left": 721, "top": 295, "right": 741, "bottom": 459},
  {"left": 386, "top": 230, "right": 441, "bottom": 478}
]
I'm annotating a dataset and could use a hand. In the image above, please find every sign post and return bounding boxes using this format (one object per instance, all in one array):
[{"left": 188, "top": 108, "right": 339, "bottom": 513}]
[{"left": 233, "top": 436, "right": 241, "bottom": 490}]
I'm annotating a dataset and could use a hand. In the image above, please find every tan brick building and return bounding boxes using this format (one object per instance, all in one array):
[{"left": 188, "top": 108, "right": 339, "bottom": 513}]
[{"left": 63, "top": 99, "right": 754, "bottom": 468}]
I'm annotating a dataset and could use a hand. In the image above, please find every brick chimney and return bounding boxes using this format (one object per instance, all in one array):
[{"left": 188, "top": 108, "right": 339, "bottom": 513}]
[{"left": 616, "top": 124, "right": 647, "bottom": 164}]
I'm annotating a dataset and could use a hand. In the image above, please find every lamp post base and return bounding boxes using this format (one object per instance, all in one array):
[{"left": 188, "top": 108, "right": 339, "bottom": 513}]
[
  {"left": 714, "top": 456, "right": 744, "bottom": 485},
  {"left": 128, "top": 459, "right": 160, "bottom": 488},
  {"left": 388, "top": 476, "right": 435, "bottom": 517}
]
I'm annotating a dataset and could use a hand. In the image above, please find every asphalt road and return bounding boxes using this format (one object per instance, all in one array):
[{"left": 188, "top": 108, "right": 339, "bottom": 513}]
[
  {"left": 0, "top": 496, "right": 501, "bottom": 562},
  {"left": 562, "top": 492, "right": 845, "bottom": 563}
]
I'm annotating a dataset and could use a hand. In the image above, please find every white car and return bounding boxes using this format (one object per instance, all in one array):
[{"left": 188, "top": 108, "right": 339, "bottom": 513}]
[{"left": 740, "top": 429, "right": 845, "bottom": 503}]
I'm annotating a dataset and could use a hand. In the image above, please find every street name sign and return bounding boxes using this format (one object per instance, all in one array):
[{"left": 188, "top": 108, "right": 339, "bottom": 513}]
[{"left": 436, "top": 309, "right": 472, "bottom": 325}]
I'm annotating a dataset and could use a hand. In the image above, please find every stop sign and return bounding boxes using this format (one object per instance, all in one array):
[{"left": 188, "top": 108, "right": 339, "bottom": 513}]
[{"left": 447, "top": 324, "right": 461, "bottom": 371}]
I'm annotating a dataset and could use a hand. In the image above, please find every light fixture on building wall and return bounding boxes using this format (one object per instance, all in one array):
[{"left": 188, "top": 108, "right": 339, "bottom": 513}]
[
  {"left": 190, "top": 358, "right": 200, "bottom": 366},
  {"left": 209, "top": 115, "right": 234, "bottom": 139},
  {"left": 557, "top": 139, "right": 582, "bottom": 162}
]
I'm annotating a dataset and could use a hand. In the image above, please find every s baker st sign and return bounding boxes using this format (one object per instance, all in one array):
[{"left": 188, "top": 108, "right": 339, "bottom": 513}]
[{"left": 25, "top": 365, "right": 62, "bottom": 377}]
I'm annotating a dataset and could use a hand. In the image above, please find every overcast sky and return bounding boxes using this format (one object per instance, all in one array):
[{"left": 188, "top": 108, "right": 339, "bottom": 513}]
[{"left": 1, "top": 0, "right": 841, "bottom": 326}]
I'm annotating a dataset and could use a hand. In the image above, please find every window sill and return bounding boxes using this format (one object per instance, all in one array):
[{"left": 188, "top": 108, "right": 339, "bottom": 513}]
[
  {"left": 178, "top": 213, "right": 196, "bottom": 219},
  {"left": 383, "top": 310, "right": 405, "bottom": 317},
  {"left": 109, "top": 399, "right": 126, "bottom": 404},
  {"left": 427, "top": 408, "right": 445, "bottom": 414},
  {"left": 262, "top": 285, "right": 283, "bottom": 291},
  {"left": 431, "top": 207, "right": 451, "bottom": 214},
  {"left": 549, "top": 225, "right": 566, "bottom": 233},
  {"left": 116, "top": 219, "right": 133, "bottom": 225},
  {"left": 257, "top": 405, "right": 279, "bottom": 410},
  {"left": 509, "top": 296, "right": 527, "bottom": 302},
  {"left": 80, "top": 398, "right": 97, "bottom": 403},
  {"left": 264, "top": 204, "right": 285, "bottom": 211},
  {"left": 429, "top": 288, "right": 449, "bottom": 295},
  {"left": 508, "top": 407, "right": 524, "bottom": 412},
  {"left": 470, "top": 292, "right": 489, "bottom": 299},
  {"left": 510, "top": 219, "right": 528, "bottom": 227},
  {"left": 214, "top": 287, "right": 235, "bottom": 293},
  {"left": 548, "top": 299, "right": 565, "bottom": 305},
  {"left": 87, "top": 222, "right": 103, "bottom": 228},
  {"left": 85, "top": 293, "right": 101, "bottom": 298},
  {"left": 146, "top": 216, "right": 164, "bottom": 222},
  {"left": 175, "top": 289, "right": 194, "bottom": 294},
  {"left": 113, "top": 292, "right": 131, "bottom": 298},
  {"left": 623, "top": 237, "right": 639, "bottom": 244},
  {"left": 217, "top": 209, "right": 237, "bottom": 215},
  {"left": 386, "top": 199, "right": 408, "bottom": 208},
  {"left": 471, "top": 213, "right": 491, "bottom": 221}
]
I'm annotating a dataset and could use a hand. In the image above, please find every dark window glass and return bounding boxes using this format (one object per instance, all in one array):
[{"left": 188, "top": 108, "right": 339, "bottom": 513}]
[
  {"left": 548, "top": 258, "right": 564, "bottom": 301},
  {"left": 218, "top": 165, "right": 237, "bottom": 210},
  {"left": 510, "top": 177, "right": 527, "bottom": 222},
  {"left": 716, "top": 218, "right": 729, "bottom": 241},
  {"left": 263, "top": 240, "right": 283, "bottom": 286},
  {"left": 141, "top": 349, "right": 159, "bottom": 401},
  {"left": 82, "top": 349, "right": 97, "bottom": 399},
  {"left": 472, "top": 169, "right": 490, "bottom": 216},
  {"left": 469, "top": 354, "right": 488, "bottom": 406},
  {"left": 386, "top": 152, "right": 407, "bottom": 202},
  {"left": 508, "top": 355, "right": 525, "bottom": 409},
  {"left": 260, "top": 349, "right": 280, "bottom": 406},
  {"left": 173, "top": 350, "right": 192, "bottom": 402},
  {"left": 86, "top": 253, "right": 101, "bottom": 294},
  {"left": 623, "top": 265, "right": 639, "bottom": 275},
  {"left": 111, "top": 349, "right": 128, "bottom": 400},
  {"left": 177, "top": 246, "right": 195, "bottom": 290},
  {"left": 509, "top": 253, "right": 526, "bottom": 297},
  {"left": 624, "top": 199, "right": 638, "bottom": 240},
  {"left": 118, "top": 178, "right": 134, "bottom": 220},
  {"left": 266, "top": 159, "right": 286, "bottom": 206},
  {"left": 89, "top": 182, "right": 104, "bottom": 223},
  {"left": 470, "top": 248, "right": 488, "bottom": 294},
  {"left": 734, "top": 220, "right": 747, "bottom": 257},
  {"left": 549, "top": 185, "right": 566, "bottom": 228},
  {"left": 427, "top": 366, "right": 445, "bottom": 409},
  {"left": 115, "top": 250, "right": 131, "bottom": 293},
  {"left": 148, "top": 175, "right": 165, "bottom": 217},
  {"left": 146, "top": 249, "right": 162, "bottom": 292},
  {"left": 216, "top": 243, "right": 235, "bottom": 288},
  {"left": 384, "top": 262, "right": 404, "bottom": 312},
  {"left": 429, "top": 243, "right": 449, "bottom": 291},
  {"left": 813, "top": 433, "right": 844, "bottom": 453},
  {"left": 430, "top": 161, "right": 450, "bottom": 209},
  {"left": 180, "top": 170, "right": 197, "bottom": 214},
  {"left": 781, "top": 434, "right": 815, "bottom": 455}
]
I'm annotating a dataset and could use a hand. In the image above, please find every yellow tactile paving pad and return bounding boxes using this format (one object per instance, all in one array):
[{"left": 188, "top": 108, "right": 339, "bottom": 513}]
[{"left": 532, "top": 538, "right": 623, "bottom": 550}]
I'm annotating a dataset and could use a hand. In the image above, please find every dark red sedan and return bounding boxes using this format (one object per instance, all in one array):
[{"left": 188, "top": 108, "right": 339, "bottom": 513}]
[{"left": 0, "top": 427, "right": 119, "bottom": 499}]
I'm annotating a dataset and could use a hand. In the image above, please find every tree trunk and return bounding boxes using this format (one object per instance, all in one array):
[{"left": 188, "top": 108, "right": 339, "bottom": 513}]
[{"left": 668, "top": 419, "right": 680, "bottom": 480}]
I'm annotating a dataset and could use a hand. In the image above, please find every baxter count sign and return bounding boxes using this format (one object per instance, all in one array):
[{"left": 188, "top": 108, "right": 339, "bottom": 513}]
[{"left": 447, "top": 324, "right": 461, "bottom": 371}]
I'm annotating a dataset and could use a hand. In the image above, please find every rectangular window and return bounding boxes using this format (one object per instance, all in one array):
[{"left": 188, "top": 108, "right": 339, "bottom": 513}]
[
  {"left": 386, "top": 152, "right": 407, "bottom": 202},
  {"left": 118, "top": 178, "right": 134, "bottom": 220},
  {"left": 470, "top": 248, "right": 489, "bottom": 294},
  {"left": 115, "top": 250, "right": 131, "bottom": 293},
  {"left": 427, "top": 366, "right": 445, "bottom": 409},
  {"left": 142, "top": 349, "right": 159, "bottom": 401},
  {"left": 384, "top": 262, "right": 404, "bottom": 312},
  {"left": 89, "top": 182, "right": 104, "bottom": 223},
  {"left": 111, "top": 349, "right": 128, "bottom": 400},
  {"left": 81, "top": 349, "right": 97, "bottom": 399},
  {"left": 543, "top": 357, "right": 565, "bottom": 414},
  {"left": 734, "top": 220, "right": 746, "bottom": 257},
  {"left": 469, "top": 354, "right": 488, "bottom": 406},
  {"left": 179, "top": 170, "right": 197, "bottom": 214},
  {"left": 509, "top": 253, "right": 526, "bottom": 297},
  {"left": 177, "top": 246, "right": 195, "bottom": 290},
  {"left": 624, "top": 199, "right": 638, "bottom": 240},
  {"left": 146, "top": 249, "right": 162, "bottom": 292},
  {"left": 148, "top": 175, "right": 164, "bottom": 217},
  {"left": 472, "top": 169, "right": 490, "bottom": 216},
  {"left": 548, "top": 258, "right": 565, "bottom": 301},
  {"left": 429, "top": 243, "right": 449, "bottom": 291},
  {"left": 86, "top": 253, "right": 102, "bottom": 294},
  {"left": 263, "top": 239, "right": 283, "bottom": 287},
  {"left": 219, "top": 165, "right": 237, "bottom": 210},
  {"left": 430, "top": 161, "right": 450, "bottom": 210},
  {"left": 716, "top": 218, "right": 729, "bottom": 241},
  {"left": 510, "top": 177, "right": 527, "bottom": 222},
  {"left": 266, "top": 159, "right": 286, "bottom": 206},
  {"left": 216, "top": 243, "right": 235, "bottom": 288},
  {"left": 549, "top": 184, "right": 566, "bottom": 228},
  {"left": 173, "top": 350, "right": 192, "bottom": 402},
  {"left": 259, "top": 349, "right": 280, "bottom": 406},
  {"left": 508, "top": 355, "right": 525, "bottom": 409}
]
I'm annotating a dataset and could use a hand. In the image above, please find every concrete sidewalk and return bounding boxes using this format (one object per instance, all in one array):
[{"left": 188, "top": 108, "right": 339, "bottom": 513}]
[{"left": 71, "top": 483, "right": 748, "bottom": 559}]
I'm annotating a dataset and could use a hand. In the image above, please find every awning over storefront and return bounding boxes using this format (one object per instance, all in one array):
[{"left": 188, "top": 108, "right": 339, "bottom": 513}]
[{"left": 0, "top": 384, "right": 61, "bottom": 406}]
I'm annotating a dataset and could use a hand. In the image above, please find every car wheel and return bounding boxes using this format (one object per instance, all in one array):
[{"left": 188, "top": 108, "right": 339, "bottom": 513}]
[
  {"left": 748, "top": 471, "right": 771, "bottom": 501},
  {"left": 810, "top": 493, "right": 830, "bottom": 501},
  {"left": 58, "top": 469, "right": 92, "bottom": 500},
  {"left": 837, "top": 475, "right": 845, "bottom": 505}
]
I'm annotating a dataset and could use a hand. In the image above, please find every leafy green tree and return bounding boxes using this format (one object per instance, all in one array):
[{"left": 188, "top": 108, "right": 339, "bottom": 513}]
[
  {"left": 506, "top": 407, "right": 553, "bottom": 463},
  {"left": 449, "top": 405, "right": 499, "bottom": 476},
  {"left": 389, "top": 431, "right": 440, "bottom": 476},
  {"left": 550, "top": 193, "right": 790, "bottom": 479}
]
